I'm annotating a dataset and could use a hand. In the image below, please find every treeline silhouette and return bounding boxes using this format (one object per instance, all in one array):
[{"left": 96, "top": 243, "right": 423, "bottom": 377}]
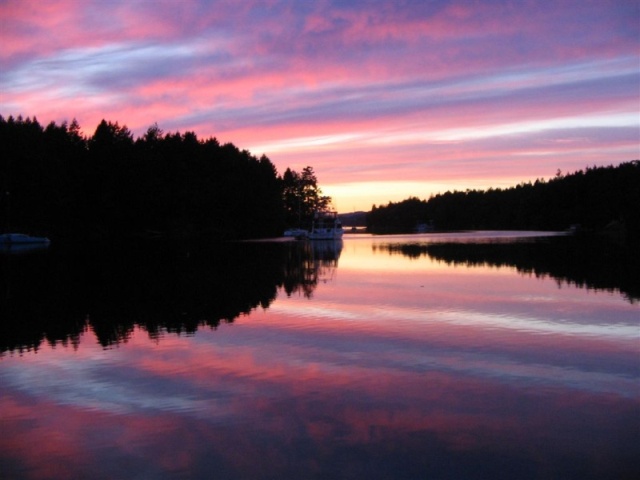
[
  {"left": 0, "top": 239, "right": 342, "bottom": 353},
  {"left": 367, "top": 161, "right": 640, "bottom": 245},
  {"left": 0, "top": 115, "right": 284, "bottom": 240},
  {"left": 376, "top": 235, "right": 639, "bottom": 303}
]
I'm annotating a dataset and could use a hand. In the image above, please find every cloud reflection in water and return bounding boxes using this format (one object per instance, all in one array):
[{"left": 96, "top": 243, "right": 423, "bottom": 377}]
[{"left": 1, "top": 234, "right": 638, "bottom": 479}]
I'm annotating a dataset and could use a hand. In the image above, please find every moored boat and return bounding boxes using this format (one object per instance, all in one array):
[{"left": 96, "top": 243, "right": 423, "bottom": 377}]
[
  {"left": 283, "top": 228, "right": 309, "bottom": 240},
  {"left": 0, "top": 233, "right": 51, "bottom": 246},
  {"left": 309, "top": 212, "right": 343, "bottom": 240}
]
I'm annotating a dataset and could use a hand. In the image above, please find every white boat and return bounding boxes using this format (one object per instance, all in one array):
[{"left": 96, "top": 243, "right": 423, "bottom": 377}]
[
  {"left": 283, "top": 228, "right": 308, "bottom": 239},
  {"left": 309, "top": 212, "right": 343, "bottom": 240},
  {"left": 0, "top": 233, "right": 51, "bottom": 246}
]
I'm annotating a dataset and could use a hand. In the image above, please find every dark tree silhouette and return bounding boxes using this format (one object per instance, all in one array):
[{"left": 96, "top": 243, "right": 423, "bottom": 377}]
[
  {"left": 282, "top": 165, "right": 332, "bottom": 228},
  {"left": 0, "top": 115, "right": 290, "bottom": 241},
  {"left": 366, "top": 161, "right": 640, "bottom": 247}
]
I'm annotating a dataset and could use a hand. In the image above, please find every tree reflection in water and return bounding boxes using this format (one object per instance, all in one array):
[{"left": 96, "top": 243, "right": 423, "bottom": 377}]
[
  {"left": 4, "top": 233, "right": 635, "bottom": 355},
  {"left": 283, "top": 239, "right": 342, "bottom": 297},
  {"left": 375, "top": 235, "right": 639, "bottom": 303},
  {"left": 0, "top": 239, "right": 342, "bottom": 354}
]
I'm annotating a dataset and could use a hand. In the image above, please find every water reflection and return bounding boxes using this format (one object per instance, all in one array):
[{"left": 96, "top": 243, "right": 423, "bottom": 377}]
[
  {"left": 2, "top": 233, "right": 638, "bottom": 354},
  {"left": 0, "top": 239, "right": 342, "bottom": 353},
  {"left": 282, "top": 239, "right": 342, "bottom": 297},
  {"left": 1, "top": 233, "right": 639, "bottom": 480},
  {"left": 0, "top": 242, "right": 50, "bottom": 255},
  {"left": 375, "top": 233, "right": 640, "bottom": 303}
]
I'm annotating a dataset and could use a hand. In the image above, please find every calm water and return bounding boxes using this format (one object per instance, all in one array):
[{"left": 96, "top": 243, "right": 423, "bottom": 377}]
[{"left": 1, "top": 232, "right": 639, "bottom": 480}]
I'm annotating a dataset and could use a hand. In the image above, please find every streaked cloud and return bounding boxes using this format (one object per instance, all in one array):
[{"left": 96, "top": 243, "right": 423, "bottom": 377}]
[{"left": 1, "top": 0, "right": 638, "bottom": 210}]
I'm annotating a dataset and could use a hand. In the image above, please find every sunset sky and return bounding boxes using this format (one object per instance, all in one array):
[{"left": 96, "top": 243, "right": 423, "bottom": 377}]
[{"left": 1, "top": 0, "right": 638, "bottom": 211}]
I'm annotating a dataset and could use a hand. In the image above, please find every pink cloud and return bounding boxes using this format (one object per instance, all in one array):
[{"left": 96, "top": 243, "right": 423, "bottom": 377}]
[
  {"left": 1, "top": 0, "right": 637, "bottom": 211},
  {"left": 3, "top": 330, "right": 636, "bottom": 478}
]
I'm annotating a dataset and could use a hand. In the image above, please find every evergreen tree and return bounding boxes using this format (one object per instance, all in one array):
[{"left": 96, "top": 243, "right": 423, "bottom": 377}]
[
  {"left": 366, "top": 161, "right": 640, "bottom": 247},
  {"left": 0, "top": 116, "right": 289, "bottom": 240},
  {"left": 282, "top": 166, "right": 332, "bottom": 227}
]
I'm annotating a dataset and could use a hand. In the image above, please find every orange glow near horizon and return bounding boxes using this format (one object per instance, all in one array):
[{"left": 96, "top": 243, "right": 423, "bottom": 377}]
[{"left": 1, "top": 0, "right": 638, "bottom": 211}]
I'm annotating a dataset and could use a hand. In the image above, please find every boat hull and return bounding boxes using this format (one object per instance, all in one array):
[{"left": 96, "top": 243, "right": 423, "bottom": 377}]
[
  {"left": 0, "top": 233, "right": 51, "bottom": 245},
  {"left": 308, "top": 231, "right": 343, "bottom": 240},
  {"left": 283, "top": 228, "right": 309, "bottom": 240}
]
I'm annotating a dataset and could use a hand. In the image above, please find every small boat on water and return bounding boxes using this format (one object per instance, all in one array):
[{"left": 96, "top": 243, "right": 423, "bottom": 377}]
[
  {"left": 283, "top": 228, "right": 309, "bottom": 240},
  {"left": 0, "top": 233, "right": 51, "bottom": 246},
  {"left": 309, "top": 211, "right": 343, "bottom": 240}
]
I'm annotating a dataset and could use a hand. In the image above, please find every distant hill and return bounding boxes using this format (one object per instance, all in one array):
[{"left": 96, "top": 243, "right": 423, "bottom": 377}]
[{"left": 338, "top": 211, "right": 367, "bottom": 226}]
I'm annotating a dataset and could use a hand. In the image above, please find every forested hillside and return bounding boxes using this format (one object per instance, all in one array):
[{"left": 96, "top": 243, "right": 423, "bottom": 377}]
[
  {"left": 367, "top": 161, "right": 640, "bottom": 245},
  {"left": 0, "top": 116, "right": 284, "bottom": 240}
]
